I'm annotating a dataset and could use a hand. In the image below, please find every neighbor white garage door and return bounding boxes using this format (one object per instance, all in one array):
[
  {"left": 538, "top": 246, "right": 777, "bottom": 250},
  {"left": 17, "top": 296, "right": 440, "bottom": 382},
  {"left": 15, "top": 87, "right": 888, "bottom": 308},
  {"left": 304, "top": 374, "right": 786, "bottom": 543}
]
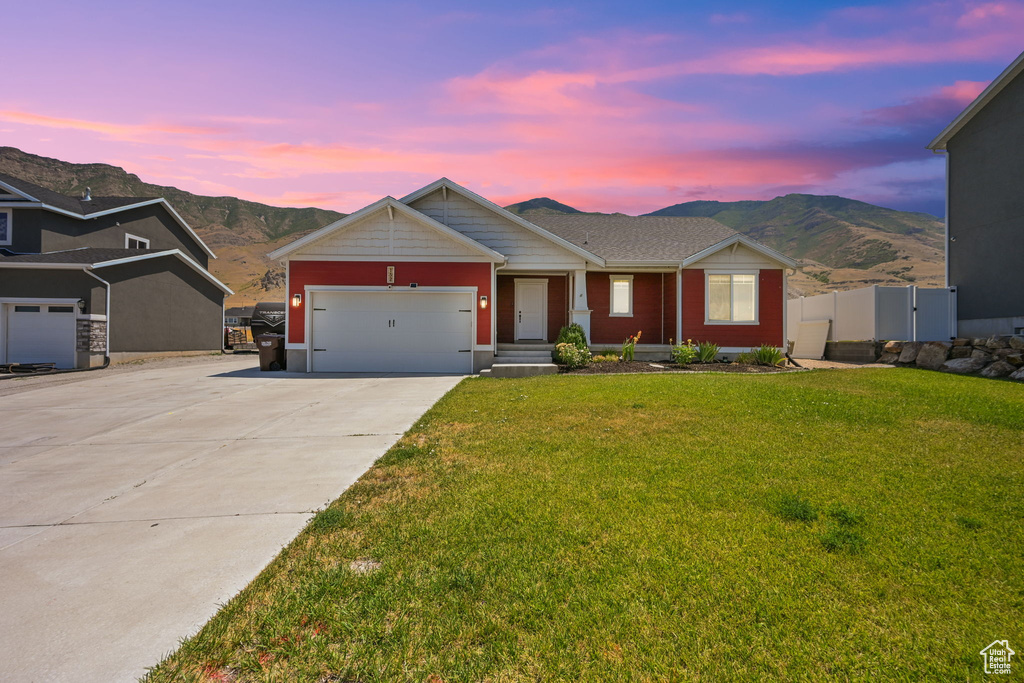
[
  {"left": 5, "top": 303, "right": 77, "bottom": 369},
  {"left": 310, "top": 291, "right": 474, "bottom": 373}
]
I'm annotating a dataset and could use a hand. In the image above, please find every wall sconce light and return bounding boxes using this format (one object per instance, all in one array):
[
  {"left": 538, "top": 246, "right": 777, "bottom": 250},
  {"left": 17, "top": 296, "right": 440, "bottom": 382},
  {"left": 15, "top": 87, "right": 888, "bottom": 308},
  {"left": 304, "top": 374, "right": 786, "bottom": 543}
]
[
  {"left": 77, "top": 299, "right": 86, "bottom": 313},
  {"left": 291, "top": 293, "right": 302, "bottom": 307},
  {"left": 479, "top": 295, "right": 488, "bottom": 309}
]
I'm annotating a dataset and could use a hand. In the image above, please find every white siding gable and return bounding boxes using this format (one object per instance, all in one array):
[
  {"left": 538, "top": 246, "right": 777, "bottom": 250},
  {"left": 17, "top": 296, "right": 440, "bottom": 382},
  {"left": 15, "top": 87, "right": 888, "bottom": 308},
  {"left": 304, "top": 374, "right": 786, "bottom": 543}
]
[
  {"left": 293, "top": 206, "right": 483, "bottom": 258},
  {"left": 685, "top": 242, "right": 781, "bottom": 270},
  {"left": 409, "top": 189, "right": 586, "bottom": 268}
]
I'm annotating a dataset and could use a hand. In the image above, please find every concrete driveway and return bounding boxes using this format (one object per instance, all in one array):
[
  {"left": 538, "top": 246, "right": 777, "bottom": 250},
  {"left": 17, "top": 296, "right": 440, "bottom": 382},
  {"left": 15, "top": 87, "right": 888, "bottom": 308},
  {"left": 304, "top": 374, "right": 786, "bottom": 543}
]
[{"left": 0, "top": 357, "right": 463, "bottom": 682}]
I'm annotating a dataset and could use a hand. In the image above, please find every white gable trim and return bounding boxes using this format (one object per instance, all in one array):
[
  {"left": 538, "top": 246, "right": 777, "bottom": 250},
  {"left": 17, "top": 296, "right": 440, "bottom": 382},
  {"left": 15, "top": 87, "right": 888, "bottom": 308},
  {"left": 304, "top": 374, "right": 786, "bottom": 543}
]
[
  {"left": 0, "top": 182, "right": 216, "bottom": 260},
  {"left": 928, "top": 49, "right": 1024, "bottom": 151},
  {"left": 92, "top": 249, "right": 233, "bottom": 294},
  {"left": 681, "top": 234, "right": 796, "bottom": 269},
  {"left": 400, "top": 178, "right": 605, "bottom": 267},
  {"left": 268, "top": 196, "right": 506, "bottom": 262}
]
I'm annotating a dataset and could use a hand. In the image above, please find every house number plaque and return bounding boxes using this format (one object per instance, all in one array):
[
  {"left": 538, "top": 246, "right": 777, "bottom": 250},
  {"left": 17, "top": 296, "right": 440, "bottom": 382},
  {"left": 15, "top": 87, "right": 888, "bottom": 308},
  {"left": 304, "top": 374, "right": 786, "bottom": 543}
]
[{"left": 386, "top": 266, "right": 395, "bottom": 284}]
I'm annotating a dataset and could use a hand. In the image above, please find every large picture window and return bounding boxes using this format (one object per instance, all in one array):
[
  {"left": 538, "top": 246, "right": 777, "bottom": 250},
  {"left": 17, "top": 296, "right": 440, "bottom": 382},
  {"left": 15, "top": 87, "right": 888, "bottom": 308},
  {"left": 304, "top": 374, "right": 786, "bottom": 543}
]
[
  {"left": 609, "top": 275, "right": 633, "bottom": 316},
  {"left": 707, "top": 273, "right": 757, "bottom": 323}
]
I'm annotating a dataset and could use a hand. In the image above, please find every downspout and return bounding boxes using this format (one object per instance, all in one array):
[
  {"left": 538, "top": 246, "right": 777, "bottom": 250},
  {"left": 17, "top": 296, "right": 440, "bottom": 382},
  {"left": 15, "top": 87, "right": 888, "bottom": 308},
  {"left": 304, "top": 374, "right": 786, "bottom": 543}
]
[{"left": 84, "top": 268, "right": 112, "bottom": 366}]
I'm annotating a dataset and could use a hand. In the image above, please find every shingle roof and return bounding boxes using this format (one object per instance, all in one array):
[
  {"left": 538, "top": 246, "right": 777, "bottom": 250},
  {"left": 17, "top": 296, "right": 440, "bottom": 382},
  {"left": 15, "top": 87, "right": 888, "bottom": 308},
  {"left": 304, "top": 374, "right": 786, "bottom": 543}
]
[
  {"left": 0, "top": 173, "right": 158, "bottom": 215},
  {"left": 528, "top": 214, "right": 739, "bottom": 262},
  {"left": 0, "top": 248, "right": 151, "bottom": 264}
]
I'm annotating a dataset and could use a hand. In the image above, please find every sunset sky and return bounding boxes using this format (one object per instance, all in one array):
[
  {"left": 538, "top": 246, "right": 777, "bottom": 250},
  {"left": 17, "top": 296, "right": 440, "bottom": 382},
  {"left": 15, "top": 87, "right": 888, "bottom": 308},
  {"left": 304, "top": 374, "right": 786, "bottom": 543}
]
[{"left": 4, "top": 1, "right": 1023, "bottom": 217}]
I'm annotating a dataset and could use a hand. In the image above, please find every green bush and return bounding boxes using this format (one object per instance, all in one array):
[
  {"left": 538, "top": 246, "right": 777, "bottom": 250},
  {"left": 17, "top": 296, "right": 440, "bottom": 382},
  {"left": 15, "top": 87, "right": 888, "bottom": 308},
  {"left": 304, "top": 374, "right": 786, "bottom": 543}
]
[
  {"left": 695, "top": 341, "right": 720, "bottom": 363},
  {"left": 671, "top": 340, "right": 697, "bottom": 364},
  {"left": 552, "top": 323, "right": 588, "bottom": 361},
  {"left": 555, "top": 342, "right": 592, "bottom": 369},
  {"left": 751, "top": 344, "right": 784, "bottom": 366}
]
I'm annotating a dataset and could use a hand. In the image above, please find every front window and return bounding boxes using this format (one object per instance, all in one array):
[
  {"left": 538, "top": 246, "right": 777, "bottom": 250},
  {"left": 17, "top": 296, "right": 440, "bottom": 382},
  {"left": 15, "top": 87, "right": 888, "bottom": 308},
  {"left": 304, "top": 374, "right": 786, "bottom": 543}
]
[
  {"left": 707, "top": 273, "right": 757, "bottom": 322},
  {"left": 609, "top": 275, "right": 633, "bottom": 316}
]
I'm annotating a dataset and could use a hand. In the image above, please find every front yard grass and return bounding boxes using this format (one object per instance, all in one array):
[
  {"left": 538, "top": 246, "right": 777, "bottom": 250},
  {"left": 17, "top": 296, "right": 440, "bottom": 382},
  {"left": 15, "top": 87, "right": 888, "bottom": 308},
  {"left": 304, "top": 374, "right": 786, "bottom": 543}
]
[{"left": 146, "top": 369, "right": 1023, "bottom": 682}]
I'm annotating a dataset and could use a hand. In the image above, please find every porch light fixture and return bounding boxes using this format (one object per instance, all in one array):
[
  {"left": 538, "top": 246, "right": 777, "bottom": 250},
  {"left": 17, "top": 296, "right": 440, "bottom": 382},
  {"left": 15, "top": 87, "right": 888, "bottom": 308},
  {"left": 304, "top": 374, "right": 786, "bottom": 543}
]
[
  {"left": 291, "top": 293, "right": 302, "bottom": 307},
  {"left": 77, "top": 299, "right": 86, "bottom": 313},
  {"left": 479, "top": 295, "right": 488, "bottom": 309}
]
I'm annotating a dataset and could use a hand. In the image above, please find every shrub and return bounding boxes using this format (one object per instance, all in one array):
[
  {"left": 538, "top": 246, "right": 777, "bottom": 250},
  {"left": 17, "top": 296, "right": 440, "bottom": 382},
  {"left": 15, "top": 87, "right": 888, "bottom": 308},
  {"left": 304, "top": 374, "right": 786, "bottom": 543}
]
[
  {"left": 751, "top": 344, "right": 784, "bottom": 366},
  {"left": 552, "top": 323, "right": 588, "bottom": 361},
  {"left": 555, "top": 342, "right": 592, "bottom": 369},
  {"left": 671, "top": 339, "right": 697, "bottom": 364},
  {"left": 776, "top": 494, "right": 818, "bottom": 522},
  {"left": 695, "top": 340, "right": 720, "bottom": 363},
  {"left": 735, "top": 352, "right": 756, "bottom": 364}
]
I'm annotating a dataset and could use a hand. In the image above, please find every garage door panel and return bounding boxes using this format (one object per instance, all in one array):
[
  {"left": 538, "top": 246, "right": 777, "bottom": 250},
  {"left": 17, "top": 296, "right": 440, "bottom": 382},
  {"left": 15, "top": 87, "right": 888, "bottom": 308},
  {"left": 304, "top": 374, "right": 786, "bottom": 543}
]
[
  {"left": 6, "top": 305, "right": 77, "bottom": 369},
  {"left": 311, "top": 291, "right": 473, "bottom": 373}
]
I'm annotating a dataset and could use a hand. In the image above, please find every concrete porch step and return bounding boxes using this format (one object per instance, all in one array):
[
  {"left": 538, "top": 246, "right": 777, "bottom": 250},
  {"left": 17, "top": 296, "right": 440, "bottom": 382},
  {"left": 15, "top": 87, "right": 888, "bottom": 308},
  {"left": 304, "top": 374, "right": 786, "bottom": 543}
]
[
  {"left": 480, "top": 363, "right": 559, "bottom": 378},
  {"left": 493, "top": 355, "right": 553, "bottom": 364},
  {"left": 497, "top": 342, "right": 554, "bottom": 351}
]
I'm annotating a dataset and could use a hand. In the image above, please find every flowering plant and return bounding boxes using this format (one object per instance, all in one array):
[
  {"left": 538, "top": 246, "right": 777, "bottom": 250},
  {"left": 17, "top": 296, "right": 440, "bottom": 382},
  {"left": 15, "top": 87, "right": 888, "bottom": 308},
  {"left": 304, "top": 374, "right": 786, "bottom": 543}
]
[
  {"left": 621, "top": 330, "right": 642, "bottom": 361},
  {"left": 555, "top": 342, "right": 592, "bottom": 369},
  {"left": 671, "top": 339, "right": 697, "bottom": 364}
]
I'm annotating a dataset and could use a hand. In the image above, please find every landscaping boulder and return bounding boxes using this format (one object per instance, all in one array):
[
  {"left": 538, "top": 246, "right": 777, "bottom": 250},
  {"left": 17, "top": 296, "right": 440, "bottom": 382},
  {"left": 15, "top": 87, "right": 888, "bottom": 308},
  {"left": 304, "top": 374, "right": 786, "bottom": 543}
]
[
  {"left": 878, "top": 352, "right": 900, "bottom": 364},
  {"left": 941, "top": 358, "right": 986, "bottom": 374},
  {"left": 883, "top": 341, "right": 904, "bottom": 354},
  {"left": 1009, "top": 336, "right": 1024, "bottom": 351},
  {"left": 971, "top": 349, "right": 994, "bottom": 363},
  {"left": 898, "top": 342, "right": 923, "bottom": 364},
  {"left": 971, "top": 338, "right": 988, "bottom": 347},
  {"left": 981, "top": 361, "right": 1017, "bottom": 378},
  {"left": 1011, "top": 367, "right": 1024, "bottom": 382},
  {"left": 986, "top": 336, "right": 1010, "bottom": 349},
  {"left": 949, "top": 346, "right": 973, "bottom": 359},
  {"left": 952, "top": 337, "right": 971, "bottom": 346},
  {"left": 915, "top": 341, "right": 951, "bottom": 370},
  {"left": 1005, "top": 353, "right": 1024, "bottom": 367}
]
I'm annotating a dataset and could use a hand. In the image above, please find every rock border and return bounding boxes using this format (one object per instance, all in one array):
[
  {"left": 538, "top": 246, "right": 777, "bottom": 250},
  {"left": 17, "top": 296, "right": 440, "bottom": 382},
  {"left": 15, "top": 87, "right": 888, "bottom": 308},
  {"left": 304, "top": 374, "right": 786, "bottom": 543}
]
[{"left": 878, "top": 337, "right": 1024, "bottom": 380}]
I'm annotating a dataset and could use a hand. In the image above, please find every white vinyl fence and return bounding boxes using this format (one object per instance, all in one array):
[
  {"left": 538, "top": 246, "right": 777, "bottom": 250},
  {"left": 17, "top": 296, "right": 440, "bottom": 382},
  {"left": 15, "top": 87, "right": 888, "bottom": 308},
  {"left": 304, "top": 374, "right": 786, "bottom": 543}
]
[{"left": 788, "top": 285, "right": 957, "bottom": 342}]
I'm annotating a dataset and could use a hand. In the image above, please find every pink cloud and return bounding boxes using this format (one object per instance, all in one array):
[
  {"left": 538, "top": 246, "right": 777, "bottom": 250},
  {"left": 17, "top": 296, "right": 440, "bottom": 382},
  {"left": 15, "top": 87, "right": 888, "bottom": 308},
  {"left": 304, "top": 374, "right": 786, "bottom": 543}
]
[
  {"left": 860, "top": 79, "right": 988, "bottom": 126},
  {"left": 0, "top": 110, "right": 223, "bottom": 140}
]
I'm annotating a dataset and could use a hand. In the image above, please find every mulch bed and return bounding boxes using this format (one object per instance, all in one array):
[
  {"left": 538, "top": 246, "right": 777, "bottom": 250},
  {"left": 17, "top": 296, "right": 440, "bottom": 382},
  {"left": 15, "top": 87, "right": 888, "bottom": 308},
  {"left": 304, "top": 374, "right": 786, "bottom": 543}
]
[{"left": 562, "top": 361, "right": 798, "bottom": 375}]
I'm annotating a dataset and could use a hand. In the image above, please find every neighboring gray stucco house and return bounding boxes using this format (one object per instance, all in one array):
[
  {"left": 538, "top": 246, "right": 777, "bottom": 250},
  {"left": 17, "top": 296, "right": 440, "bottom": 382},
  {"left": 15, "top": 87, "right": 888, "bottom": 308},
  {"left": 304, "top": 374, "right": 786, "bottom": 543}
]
[
  {"left": 0, "top": 174, "right": 232, "bottom": 368},
  {"left": 928, "top": 50, "right": 1024, "bottom": 337}
]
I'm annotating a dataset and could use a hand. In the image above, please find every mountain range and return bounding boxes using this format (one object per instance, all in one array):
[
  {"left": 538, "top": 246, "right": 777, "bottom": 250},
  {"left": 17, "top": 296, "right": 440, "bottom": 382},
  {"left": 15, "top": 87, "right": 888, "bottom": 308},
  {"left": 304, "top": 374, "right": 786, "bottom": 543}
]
[{"left": 1, "top": 147, "right": 944, "bottom": 304}]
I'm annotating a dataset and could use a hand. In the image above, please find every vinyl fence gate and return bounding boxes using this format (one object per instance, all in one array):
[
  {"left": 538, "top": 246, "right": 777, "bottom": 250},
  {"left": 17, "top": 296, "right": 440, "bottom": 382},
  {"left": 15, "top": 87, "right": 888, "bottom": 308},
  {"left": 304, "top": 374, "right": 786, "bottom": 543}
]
[{"left": 788, "top": 285, "right": 957, "bottom": 342}]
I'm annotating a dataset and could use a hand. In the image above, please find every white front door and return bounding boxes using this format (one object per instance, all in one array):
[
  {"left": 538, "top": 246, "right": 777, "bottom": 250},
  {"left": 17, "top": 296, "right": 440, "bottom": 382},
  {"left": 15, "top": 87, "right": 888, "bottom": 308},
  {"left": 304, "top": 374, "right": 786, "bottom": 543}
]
[
  {"left": 5, "top": 303, "right": 77, "bottom": 368},
  {"left": 515, "top": 280, "right": 547, "bottom": 340},
  {"left": 310, "top": 290, "right": 474, "bottom": 373}
]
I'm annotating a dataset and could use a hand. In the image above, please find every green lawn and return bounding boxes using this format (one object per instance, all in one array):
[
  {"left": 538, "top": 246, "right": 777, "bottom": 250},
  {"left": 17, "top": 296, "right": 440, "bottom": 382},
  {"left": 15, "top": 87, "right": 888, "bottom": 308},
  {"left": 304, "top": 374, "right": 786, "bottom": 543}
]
[{"left": 145, "top": 369, "right": 1024, "bottom": 682}]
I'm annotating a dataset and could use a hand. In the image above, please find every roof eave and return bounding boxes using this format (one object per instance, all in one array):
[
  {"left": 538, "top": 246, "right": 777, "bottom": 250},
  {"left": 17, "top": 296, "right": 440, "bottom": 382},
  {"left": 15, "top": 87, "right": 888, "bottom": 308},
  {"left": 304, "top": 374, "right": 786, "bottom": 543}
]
[
  {"left": 681, "top": 234, "right": 797, "bottom": 269},
  {"left": 927, "top": 49, "right": 1024, "bottom": 151},
  {"left": 92, "top": 249, "right": 233, "bottom": 295}
]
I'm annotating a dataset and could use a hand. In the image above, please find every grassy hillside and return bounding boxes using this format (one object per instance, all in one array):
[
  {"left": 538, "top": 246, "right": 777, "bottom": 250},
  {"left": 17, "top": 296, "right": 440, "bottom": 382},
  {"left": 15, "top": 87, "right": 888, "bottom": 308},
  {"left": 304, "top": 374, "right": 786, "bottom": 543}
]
[
  {"left": 0, "top": 147, "right": 344, "bottom": 305},
  {"left": 504, "top": 197, "right": 583, "bottom": 216}
]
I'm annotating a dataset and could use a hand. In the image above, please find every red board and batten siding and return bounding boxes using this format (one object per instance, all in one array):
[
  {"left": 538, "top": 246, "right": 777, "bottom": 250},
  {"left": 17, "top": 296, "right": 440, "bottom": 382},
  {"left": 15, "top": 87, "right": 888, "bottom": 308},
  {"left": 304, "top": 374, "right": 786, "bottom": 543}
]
[
  {"left": 587, "top": 272, "right": 676, "bottom": 345},
  {"left": 287, "top": 260, "right": 492, "bottom": 346},
  {"left": 496, "top": 275, "right": 568, "bottom": 343},
  {"left": 681, "top": 269, "right": 784, "bottom": 347}
]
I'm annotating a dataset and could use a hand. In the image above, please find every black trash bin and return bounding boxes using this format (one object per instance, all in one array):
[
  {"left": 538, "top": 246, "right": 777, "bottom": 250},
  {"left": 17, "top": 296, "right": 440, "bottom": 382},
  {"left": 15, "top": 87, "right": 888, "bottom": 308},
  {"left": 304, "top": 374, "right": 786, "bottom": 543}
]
[{"left": 257, "top": 334, "right": 286, "bottom": 371}]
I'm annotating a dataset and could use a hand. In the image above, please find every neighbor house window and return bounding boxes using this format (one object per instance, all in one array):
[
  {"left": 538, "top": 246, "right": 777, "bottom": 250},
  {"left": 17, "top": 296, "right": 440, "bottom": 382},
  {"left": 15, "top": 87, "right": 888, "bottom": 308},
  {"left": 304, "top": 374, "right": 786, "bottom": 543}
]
[
  {"left": 707, "top": 272, "right": 757, "bottom": 323},
  {"left": 0, "top": 209, "right": 11, "bottom": 246},
  {"left": 609, "top": 275, "right": 633, "bottom": 316},
  {"left": 125, "top": 233, "right": 150, "bottom": 249}
]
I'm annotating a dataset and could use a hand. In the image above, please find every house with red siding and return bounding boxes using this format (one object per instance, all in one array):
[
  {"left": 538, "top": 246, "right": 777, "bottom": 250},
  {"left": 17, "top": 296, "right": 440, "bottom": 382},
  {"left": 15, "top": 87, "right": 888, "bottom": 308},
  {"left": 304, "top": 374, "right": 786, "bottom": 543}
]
[{"left": 268, "top": 179, "right": 796, "bottom": 373}]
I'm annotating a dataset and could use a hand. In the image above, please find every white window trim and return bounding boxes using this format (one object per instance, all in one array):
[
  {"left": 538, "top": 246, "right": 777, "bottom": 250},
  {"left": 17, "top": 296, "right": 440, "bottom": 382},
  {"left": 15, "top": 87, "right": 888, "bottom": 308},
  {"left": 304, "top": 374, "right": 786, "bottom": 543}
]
[
  {"left": 125, "top": 233, "right": 150, "bottom": 249},
  {"left": 609, "top": 274, "right": 634, "bottom": 317},
  {"left": 0, "top": 208, "right": 11, "bottom": 246},
  {"left": 705, "top": 269, "right": 760, "bottom": 325}
]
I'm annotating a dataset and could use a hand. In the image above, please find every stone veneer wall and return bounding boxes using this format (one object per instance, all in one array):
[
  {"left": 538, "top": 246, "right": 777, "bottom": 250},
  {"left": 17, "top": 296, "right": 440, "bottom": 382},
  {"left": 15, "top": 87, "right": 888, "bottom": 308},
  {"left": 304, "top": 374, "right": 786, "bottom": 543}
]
[
  {"left": 76, "top": 319, "right": 106, "bottom": 353},
  {"left": 879, "top": 336, "right": 1024, "bottom": 380}
]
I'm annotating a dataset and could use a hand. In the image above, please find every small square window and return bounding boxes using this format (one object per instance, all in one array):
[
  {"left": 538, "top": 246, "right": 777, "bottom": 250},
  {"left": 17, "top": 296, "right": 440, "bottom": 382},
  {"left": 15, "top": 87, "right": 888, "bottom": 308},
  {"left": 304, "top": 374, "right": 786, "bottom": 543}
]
[
  {"left": 609, "top": 275, "right": 633, "bottom": 317},
  {"left": 125, "top": 233, "right": 150, "bottom": 249}
]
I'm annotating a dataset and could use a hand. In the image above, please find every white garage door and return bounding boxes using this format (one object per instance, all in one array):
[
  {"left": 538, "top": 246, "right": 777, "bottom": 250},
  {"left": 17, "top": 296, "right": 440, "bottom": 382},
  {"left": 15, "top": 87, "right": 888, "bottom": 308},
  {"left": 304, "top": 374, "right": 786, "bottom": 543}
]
[
  {"left": 5, "top": 304, "right": 77, "bottom": 369},
  {"left": 311, "top": 291, "right": 474, "bottom": 373}
]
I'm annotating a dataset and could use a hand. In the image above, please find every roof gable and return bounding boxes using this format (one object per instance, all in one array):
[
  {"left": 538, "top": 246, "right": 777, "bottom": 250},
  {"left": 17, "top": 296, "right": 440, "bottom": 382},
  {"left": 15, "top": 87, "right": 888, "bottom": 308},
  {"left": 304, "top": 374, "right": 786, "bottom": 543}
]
[
  {"left": 401, "top": 178, "right": 603, "bottom": 267},
  {"left": 268, "top": 196, "right": 504, "bottom": 262},
  {"left": 928, "top": 50, "right": 1024, "bottom": 151}
]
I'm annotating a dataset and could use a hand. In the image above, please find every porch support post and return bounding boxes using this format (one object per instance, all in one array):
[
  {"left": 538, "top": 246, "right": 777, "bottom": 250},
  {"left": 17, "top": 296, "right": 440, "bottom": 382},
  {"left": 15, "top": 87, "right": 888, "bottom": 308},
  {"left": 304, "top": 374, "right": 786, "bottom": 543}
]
[{"left": 570, "top": 269, "right": 592, "bottom": 343}]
